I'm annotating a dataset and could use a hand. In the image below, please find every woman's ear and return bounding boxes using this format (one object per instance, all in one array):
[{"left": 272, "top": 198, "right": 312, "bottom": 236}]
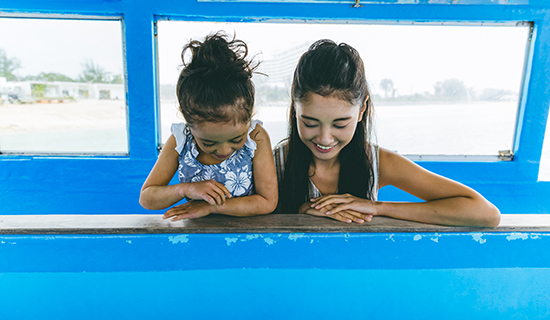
[{"left": 358, "top": 95, "right": 369, "bottom": 122}]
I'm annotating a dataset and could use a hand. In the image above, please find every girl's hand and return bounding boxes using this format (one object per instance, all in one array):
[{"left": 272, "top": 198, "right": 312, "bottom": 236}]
[
  {"left": 300, "top": 201, "right": 370, "bottom": 224},
  {"left": 310, "top": 194, "right": 376, "bottom": 221},
  {"left": 184, "top": 180, "right": 232, "bottom": 207},
  {"left": 163, "top": 200, "right": 214, "bottom": 221}
]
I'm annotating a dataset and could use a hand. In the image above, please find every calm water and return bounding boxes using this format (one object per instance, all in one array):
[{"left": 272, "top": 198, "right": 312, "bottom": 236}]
[
  {"left": 163, "top": 100, "right": 550, "bottom": 180},
  {"left": 2, "top": 100, "right": 549, "bottom": 180}
]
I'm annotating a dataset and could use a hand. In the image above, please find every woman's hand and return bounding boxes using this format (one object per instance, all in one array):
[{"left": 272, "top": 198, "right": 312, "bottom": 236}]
[
  {"left": 300, "top": 199, "right": 371, "bottom": 224},
  {"left": 163, "top": 200, "right": 214, "bottom": 221},
  {"left": 183, "top": 180, "right": 232, "bottom": 207},
  {"left": 310, "top": 194, "right": 377, "bottom": 222}
]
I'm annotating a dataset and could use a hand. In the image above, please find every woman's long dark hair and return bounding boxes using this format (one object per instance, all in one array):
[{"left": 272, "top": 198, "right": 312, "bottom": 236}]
[
  {"left": 278, "top": 39, "right": 375, "bottom": 213},
  {"left": 176, "top": 32, "right": 258, "bottom": 126}
]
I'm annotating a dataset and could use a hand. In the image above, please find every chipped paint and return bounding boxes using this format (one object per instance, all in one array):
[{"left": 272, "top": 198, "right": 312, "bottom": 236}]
[
  {"left": 387, "top": 234, "right": 395, "bottom": 242},
  {"left": 413, "top": 234, "right": 422, "bottom": 241},
  {"left": 169, "top": 235, "right": 189, "bottom": 244},
  {"left": 126, "top": 240, "right": 132, "bottom": 244},
  {"left": 225, "top": 237, "right": 238, "bottom": 246},
  {"left": 288, "top": 233, "right": 305, "bottom": 241},
  {"left": 530, "top": 234, "right": 541, "bottom": 239},
  {"left": 245, "top": 234, "right": 261, "bottom": 240},
  {"left": 471, "top": 233, "right": 486, "bottom": 244},
  {"left": 430, "top": 234, "right": 440, "bottom": 243},
  {"left": 264, "top": 237, "right": 275, "bottom": 245},
  {"left": 506, "top": 233, "right": 529, "bottom": 241}
]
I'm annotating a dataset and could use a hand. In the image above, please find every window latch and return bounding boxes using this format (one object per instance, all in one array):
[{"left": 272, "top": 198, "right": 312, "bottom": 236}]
[{"left": 498, "top": 150, "right": 514, "bottom": 161}]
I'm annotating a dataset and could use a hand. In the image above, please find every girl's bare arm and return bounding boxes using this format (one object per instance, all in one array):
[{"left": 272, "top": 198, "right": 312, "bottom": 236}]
[{"left": 139, "top": 135, "right": 231, "bottom": 210}]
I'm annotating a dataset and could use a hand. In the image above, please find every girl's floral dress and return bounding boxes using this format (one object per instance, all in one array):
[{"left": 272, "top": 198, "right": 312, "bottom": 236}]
[{"left": 171, "top": 120, "right": 261, "bottom": 197}]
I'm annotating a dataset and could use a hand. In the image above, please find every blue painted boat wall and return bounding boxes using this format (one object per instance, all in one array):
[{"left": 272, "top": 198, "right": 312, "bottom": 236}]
[
  {"left": 1, "top": 231, "right": 549, "bottom": 318},
  {"left": 1, "top": 3, "right": 550, "bottom": 318},
  {"left": 1, "top": 0, "right": 550, "bottom": 214}
]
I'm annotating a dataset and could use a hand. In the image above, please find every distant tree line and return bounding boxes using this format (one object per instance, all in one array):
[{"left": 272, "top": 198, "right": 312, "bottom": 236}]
[
  {"left": 0, "top": 49, "right": 123, "bottom": 84},
  {"left": 378, "top": 78, "right": 516, "bottom": 103}
]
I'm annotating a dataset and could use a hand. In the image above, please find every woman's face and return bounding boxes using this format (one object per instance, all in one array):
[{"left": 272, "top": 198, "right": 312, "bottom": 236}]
[{"left": 295, "top": 93, "right": 365, "bottom": 162}]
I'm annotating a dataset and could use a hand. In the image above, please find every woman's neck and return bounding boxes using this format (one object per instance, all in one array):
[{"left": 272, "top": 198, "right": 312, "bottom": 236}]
[
  {"left": 311, "top": 156, "right": 340, "bottom": 171},
  {"left": 309, "top": 157, "right": 340, "bottom": 195}
]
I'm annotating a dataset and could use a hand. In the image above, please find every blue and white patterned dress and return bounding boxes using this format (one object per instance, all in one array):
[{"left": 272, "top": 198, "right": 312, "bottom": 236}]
[{"left": 171, "top": 120, "right": 262, "bottom": 198}]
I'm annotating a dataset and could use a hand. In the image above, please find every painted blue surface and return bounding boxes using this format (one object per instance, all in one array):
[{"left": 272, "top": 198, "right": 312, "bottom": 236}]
[
  {"left": 0, "top": 269, "right": 548, "bottom": 319},
  {"left": 1, "top": 0, "right": 550, "bottom": 215},
  {"left": 1, "top": 232, "right": 550, "bottom": 271},
  {"left": 0, "top": 232, "right": 549, "bottom": 318},
  {"left": 1, "top": 2, "right": 549, "bottom": 317}
]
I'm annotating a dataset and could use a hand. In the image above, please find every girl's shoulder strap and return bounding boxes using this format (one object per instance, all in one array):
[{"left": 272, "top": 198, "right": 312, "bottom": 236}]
[
  {"left": 170, "top": 122, "right": 191, "bottom": 154},
  {"left": 243, "top": 119, "right": 263, "bottom": 153},
  {"left": 367, "top": 142, "right": 380, "bottom": 200}
]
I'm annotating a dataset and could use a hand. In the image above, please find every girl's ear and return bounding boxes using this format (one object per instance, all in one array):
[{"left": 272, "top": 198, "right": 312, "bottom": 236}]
[{"left": 358, "top": 95, "right": 369, "bottom": 122}]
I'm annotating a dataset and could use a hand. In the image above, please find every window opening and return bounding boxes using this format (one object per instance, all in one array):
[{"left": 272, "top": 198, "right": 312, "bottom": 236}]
[
  {"left": 157, "top": 21, "right": 529, "bottom": 156},
  {"left": 0, "top": 17, "right": 127, "bottom": 155}
]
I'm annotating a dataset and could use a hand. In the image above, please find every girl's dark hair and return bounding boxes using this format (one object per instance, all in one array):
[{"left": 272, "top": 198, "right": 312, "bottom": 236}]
[
  {"left": 278, "top": 39, "right": 375, "bottom": 213},
  {"left": 176, "top": 32, "right": 258, "bottom": 126}
]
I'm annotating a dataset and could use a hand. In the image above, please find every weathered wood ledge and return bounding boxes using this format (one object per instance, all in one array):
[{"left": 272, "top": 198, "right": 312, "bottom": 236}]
[{"left": 1, "top": 214, "right": 549, "bottom": 234}]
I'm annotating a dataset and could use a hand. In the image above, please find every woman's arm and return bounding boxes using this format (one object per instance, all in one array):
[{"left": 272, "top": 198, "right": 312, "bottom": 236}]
[
  {"left": 376, "top": 148, "right": 500, "bottom": 227},
  {"left": 139, "top": 135, "right": 231, "bottom": 210},
  {"left": 163, "top": 124, "right": 278, "bottom": 220},
  {"left": 313, "top": 148, "right": 501, "bottom": 227},
  {"left": 300, "top": 201, "right": 371, "bottom": 224}
]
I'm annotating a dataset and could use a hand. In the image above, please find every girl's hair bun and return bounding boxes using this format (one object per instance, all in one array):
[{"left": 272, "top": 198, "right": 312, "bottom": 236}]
[
  {"left": 176, "top": 31, "right": 259, "bottom": 126},
  {"left": 182, "top": 32, "right": 257, "bottom": 81}
]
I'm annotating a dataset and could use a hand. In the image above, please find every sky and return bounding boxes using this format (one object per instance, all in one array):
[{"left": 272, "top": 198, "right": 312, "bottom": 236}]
[
  {"left": 0, "top": 18, "right": 124, "bottom": 79},
  {"left": 0, "top": 17, "right": 529, "bottom": 95},
  {"left": 157, "top": 20, "right": 530, "bottom": 95}
]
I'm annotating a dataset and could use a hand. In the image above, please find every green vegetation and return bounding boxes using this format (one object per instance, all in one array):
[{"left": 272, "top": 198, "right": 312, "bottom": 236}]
[
  {"left": 379, "top": 78, "right": 395, "bottom": 98},
  {"left": 376, "top": 78, "right": 517, "bottom": 104},
  {"left": 0, "top": 48, "right": 21, "bottom": 81},
  {"left": 77, "top": 59, "right": 123, "bottom": 84},
  {"left": 30, "top": 83, "right": 46, "bottom": 98},
  {"left": 23, "top": 72, "right": 75, "bottom": 82},
  {"left": 0, "top": 49, "right": 123, "bottom": 84}
]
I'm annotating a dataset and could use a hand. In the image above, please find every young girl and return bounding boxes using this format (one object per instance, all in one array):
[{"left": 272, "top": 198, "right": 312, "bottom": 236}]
[
  {"left": 140, "top": 32, "right": 278, "bottom": 221},
  {"left": 274, "top": 39, "right": 501, "bottom": 227}
]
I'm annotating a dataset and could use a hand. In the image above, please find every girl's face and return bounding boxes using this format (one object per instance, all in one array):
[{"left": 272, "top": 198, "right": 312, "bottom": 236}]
[
  {"left": 295, "top": 93, "right": 365, "bottom": 162},
  {"left": 190, "top": 120, "right": 250, "bottom": 165}
]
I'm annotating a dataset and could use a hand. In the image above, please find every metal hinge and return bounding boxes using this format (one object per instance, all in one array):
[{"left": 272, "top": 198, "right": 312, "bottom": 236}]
[{"left": 498, "top": 150, "right": 514, "bottom": 161}]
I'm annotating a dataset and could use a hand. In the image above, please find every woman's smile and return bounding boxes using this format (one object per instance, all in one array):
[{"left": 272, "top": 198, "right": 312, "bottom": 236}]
[
  {"left": 314, "top": 143, "right": 337, "bottom": 153},
  {"left": 295, "top": 93, "right": 365, "bottom": 162}
]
